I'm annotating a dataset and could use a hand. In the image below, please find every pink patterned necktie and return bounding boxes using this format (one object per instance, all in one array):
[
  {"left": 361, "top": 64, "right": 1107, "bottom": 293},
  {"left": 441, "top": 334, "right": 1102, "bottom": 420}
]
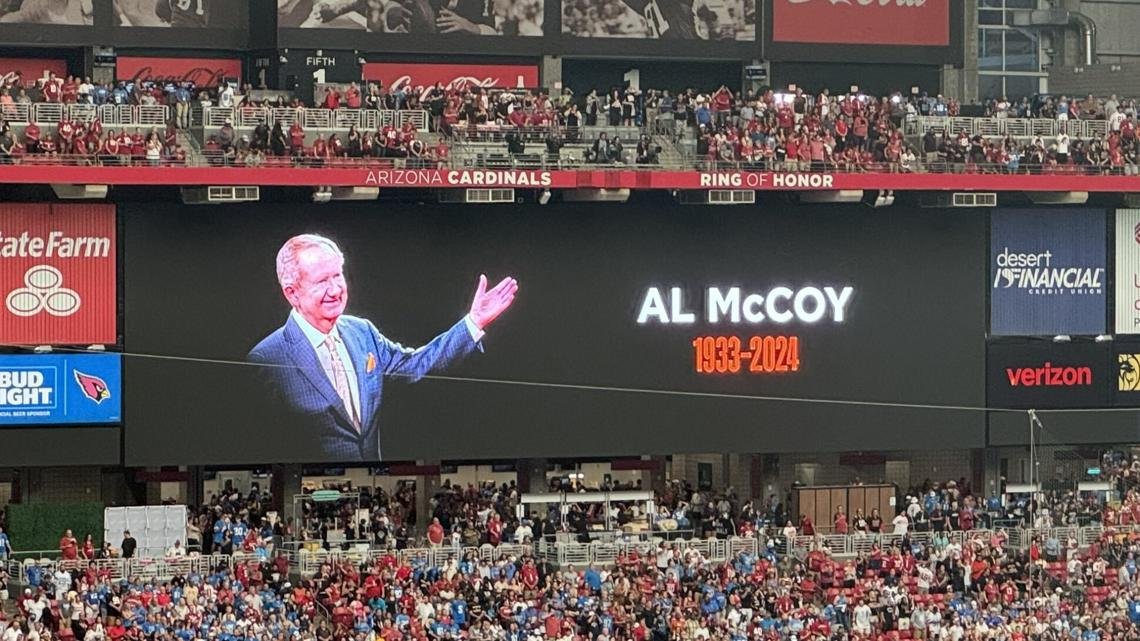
[{"left": 323, "top": 334, "right": 360, "bottom": 432}]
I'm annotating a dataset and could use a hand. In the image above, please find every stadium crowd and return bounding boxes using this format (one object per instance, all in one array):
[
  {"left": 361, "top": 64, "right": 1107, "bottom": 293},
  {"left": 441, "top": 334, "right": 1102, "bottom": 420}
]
[
  {"left": 0, "top": 452, "right": 1138, "bottom": 641},
  {"left": 5, "top": 492, "right": 1140, "bottom": 641},
  {"left": 6, "top": 68, "right": 1140, "bottom": 174}
]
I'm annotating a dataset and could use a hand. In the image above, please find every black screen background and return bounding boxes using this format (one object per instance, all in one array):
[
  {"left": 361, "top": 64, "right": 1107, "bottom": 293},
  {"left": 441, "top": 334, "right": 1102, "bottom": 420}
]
[{"left": 123, "top": 202, "right": 986, "bottom": 464}]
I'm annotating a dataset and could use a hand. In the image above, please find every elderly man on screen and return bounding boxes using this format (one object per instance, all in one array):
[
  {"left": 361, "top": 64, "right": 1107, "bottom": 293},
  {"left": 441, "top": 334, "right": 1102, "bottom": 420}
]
[
  {"left": 294, "top": 0, "right": 496, "bottom": 34},
  {"left": 249, "top": 234, "right": 518, "bottom": 461}
]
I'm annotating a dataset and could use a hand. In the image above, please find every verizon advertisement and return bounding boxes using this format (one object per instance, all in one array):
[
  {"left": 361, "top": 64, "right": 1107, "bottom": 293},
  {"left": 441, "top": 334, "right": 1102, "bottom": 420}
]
[
  {"left": 0, "top": 58, "right": 67, "bottom": 88},
  {"left": 1116, "top": 209, "right": 1140, "bottom": 334},
  {"left": 987, "top": 342, "right": 1110, "bottom": 409},
  {"left": 0, "top": 204, "right": 116, "bottom": 346},
  {"left": 363, "top": 63, "right": 538, "bottom": 95},
  {"left": 115, "top": 57, "right": 240, "bottom": 88},
  {"left": 773, "top": 0, "right": 949, "bottom": 46}
]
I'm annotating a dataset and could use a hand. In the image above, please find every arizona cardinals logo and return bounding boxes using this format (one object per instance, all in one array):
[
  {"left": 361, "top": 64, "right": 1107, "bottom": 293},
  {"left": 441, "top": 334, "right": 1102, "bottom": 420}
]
[{"left": 74, "top": 371, "right": 111, "bottom": 404}]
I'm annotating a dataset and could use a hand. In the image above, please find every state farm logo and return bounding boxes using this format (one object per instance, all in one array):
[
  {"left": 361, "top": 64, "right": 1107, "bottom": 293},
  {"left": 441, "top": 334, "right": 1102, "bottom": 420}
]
[
  {"left": 1006, "top": 361, "right": 1092, "bottom": 388},
  {"left": 5, "top": 265, "right": 80, "bottom": 317},
  {"left": 992, "top": 247, "right": 1103, "bottom": 295},
  {"left": 786, "top": 0, "right": 927, "bottom": 5}
]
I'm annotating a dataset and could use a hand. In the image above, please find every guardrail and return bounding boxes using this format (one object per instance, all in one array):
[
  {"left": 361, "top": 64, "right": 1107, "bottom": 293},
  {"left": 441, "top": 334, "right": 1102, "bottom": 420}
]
[
  {"left": 6, "top": 522, "right": 1136, "bottom": 586},
  {"left": 907, "top": 115, "right": 1111, "bottom": 140},
  {"left": 0, "top": 103, "right": 170, "bottom": 127},
  {"left": 201, "top": 107, "right": 431, "bottom": 133}
]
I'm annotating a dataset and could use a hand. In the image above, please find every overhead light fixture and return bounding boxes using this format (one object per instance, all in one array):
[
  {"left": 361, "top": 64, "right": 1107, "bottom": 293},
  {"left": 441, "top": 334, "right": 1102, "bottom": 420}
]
[
  {"left": 1095, "top": 334, "right": 1114, "bottom": 343},
  {"left": 33, "top": 345, "right": 52, "bottom": 353},
  {"left": 1053, "top": 335, "right": 1071, "bottom": 343},
  {"left": 86, "top": 344, "right": 106, "bottom": 352},
  {"left": 538, "top": 189, "right": 551, "bottom": 205}
]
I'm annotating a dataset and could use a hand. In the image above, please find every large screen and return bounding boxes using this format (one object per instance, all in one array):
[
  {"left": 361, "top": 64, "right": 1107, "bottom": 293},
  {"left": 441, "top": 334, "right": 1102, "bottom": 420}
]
[
  {"left": 113, "top": 0, "right": 244, "bottom": 28},
  {"left": 278, "top": 0, "right": 543, "bottom": 36},
  {"left": 123, "top": 202, "right": 986, "bottom": 465},
  {"left": 562, "top": 0, "right": 754, "bottom": 40},
  {"left": 0, "top": 0, "right": 91, "bottom": 24}
]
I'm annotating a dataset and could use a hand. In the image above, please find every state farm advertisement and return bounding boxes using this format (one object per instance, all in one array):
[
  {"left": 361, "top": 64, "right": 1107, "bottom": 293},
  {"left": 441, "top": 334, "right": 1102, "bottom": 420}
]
[
  {"left": 0, "top": 204, "right": 116, "bottom": 346},
  {"left": 362, "top": 63, "right": 539, "bottom": 98},
  {"left": 116, "top": 57, "right": 240, "bottom": 88},
  {"left": 0, "top": 58, "right": 67, "bottom": 88},
  {"left": 773, "top": 0, "right": 950, "bottom": 46},
  {"left": 987, "top": 342, "right": 1110, "bottom": 409}
]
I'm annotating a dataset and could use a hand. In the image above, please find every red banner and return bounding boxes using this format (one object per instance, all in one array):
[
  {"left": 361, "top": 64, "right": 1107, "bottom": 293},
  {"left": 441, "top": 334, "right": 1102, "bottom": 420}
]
[
  {"left": 0, "top": 58, "right": 67, "bottom": 88},
  {"left": 773, "top": 0, "right": 949, "bottom": 46},
  {"left": 0, "top": 204, "right": 117, "bottom": 346},
  {"left": 363, "top": 62, "right": 539, "bottom": 100},
  {"left": 115, "top": 57, "right": 241, "bottom": 88},
  {"left": 8, "top": 165, "right": 1140, "bottom": 193}
]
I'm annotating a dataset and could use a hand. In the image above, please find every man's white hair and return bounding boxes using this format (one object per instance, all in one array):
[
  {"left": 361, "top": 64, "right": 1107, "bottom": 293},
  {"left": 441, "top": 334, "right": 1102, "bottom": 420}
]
[{"left": 276, "top": 234, "right": 343, "bottom": 289}]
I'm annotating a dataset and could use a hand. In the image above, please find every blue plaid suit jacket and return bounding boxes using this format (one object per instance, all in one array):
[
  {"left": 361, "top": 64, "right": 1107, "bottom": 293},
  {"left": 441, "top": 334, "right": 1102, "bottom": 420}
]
[{"left": 248, "top": 314, "right": 479, "bottom": 461}]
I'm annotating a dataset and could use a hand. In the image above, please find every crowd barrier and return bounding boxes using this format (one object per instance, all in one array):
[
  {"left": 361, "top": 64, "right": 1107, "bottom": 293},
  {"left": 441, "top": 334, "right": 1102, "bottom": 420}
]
[
  {"left": 907, "top": 115, "right": 1110, "bottom": 140},
  {"left": 5, "top": 523, "right": 1137, "bottom": 586},
  {"left": 0, "top": 103, "right": 170, "bottom": 127},
  {"left": 200, "top": 107, "right": 431, "bottom": 133}
]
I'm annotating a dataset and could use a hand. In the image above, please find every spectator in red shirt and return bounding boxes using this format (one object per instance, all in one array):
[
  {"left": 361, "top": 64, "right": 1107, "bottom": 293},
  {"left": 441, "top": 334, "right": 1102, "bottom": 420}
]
[
  {"left": 59, "top": 529, "right": 78, "bottom": 560},
  {"left": 323, "top": 87, "right": 340, "bottom": 110},
  {"left": 101, "top": 130, "right": 121, "bottom": 165},
  {"left": 344, "top": 82, "right": 362, "bottom": 109},
  {"left": 42, "top": 73, "right": 61, "bottom": 103},
  {"left": 289, "top": 121, "right": 305, "bottom": 156},
  {"left": 62, "top": 76, "right": 78, "bottom": 104},
  {"left": 427, "top": 518, "right": 445, "bottom": 547},
  {"left": 57, "top": 118, "right": 75, "bottom": 153},
  {"left": 712, "top": 85, "right": 733, "bottom": 128},
  {"left": 23, "top": 121, "right": 40, "bottom": 154}
]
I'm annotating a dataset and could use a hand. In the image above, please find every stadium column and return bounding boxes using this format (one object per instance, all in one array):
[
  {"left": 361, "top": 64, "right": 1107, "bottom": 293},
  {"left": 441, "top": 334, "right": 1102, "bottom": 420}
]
[
  {"left": 270, "top": 464, "right": 304, "bottom": 515},
  {"left": 542, "top": 57, "right": 562, "bottom": 93},
  {"left": 516, "top": 459, "right": 550, "bottom": 494},
  {"left": 943, "top": 0, "right": 979, "bottom": 103},
  {"left": 415, "top": 461, "right": 442, "bottom": 535}
]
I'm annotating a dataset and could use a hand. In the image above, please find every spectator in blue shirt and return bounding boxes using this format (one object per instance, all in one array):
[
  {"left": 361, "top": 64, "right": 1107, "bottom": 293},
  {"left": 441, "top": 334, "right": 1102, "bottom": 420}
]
[{"left": 584, "top": 564, "right": 603, "bottom": 592}]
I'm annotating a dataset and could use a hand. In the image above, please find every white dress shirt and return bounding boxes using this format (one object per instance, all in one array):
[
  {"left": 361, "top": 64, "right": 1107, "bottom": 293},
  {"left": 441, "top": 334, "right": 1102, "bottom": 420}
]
[{"left": 292, "top": 310, "right": 363, "bottom": 422}]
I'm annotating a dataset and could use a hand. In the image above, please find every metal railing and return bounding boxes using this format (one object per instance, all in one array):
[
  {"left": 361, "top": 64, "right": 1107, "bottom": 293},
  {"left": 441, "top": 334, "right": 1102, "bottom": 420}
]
[
  {"left": 0, "top": 103, "right": 171, "bottom": 127},
  {"left": 5, "top": 522, "right": 1137, "bottom": 587},
  {"left": 201, "top": 107, "right": 431, "bottom": 133},
  {"left": 908, "top": 115, "right": 1115, "bottom": 140}
]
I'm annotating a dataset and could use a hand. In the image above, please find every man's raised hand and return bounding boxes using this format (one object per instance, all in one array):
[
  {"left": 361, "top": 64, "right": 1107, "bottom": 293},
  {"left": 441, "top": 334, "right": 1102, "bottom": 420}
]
[{"left": 469, "top": 274, "right": 519, "bottom": 331}]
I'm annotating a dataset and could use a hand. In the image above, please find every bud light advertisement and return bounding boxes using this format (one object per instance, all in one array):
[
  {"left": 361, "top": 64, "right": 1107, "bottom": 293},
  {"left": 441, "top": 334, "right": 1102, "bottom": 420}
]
[
  {"left": 0, "top": 353, "right": 121, "bottom": 425},
  {"left": 990, "top": 209, "right": 1106, "bottom": 336}
]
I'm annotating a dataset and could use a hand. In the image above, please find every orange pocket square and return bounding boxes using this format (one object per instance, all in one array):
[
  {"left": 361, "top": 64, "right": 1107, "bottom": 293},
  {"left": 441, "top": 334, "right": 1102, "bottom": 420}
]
[{"left": 366, "top": 352, "right": 377, "bottom": 374}]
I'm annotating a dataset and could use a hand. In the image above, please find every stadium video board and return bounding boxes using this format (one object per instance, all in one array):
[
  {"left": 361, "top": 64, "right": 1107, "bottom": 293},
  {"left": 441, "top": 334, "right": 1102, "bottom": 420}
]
[
  {"left": 123, "top": 202, "right": 986, "bottom": 465},
  {"left": 279, "top": 0, "right": 543, "bottom": 36},
  {"left": 763, "top": 0, "right": 964, "bottom": 66}
]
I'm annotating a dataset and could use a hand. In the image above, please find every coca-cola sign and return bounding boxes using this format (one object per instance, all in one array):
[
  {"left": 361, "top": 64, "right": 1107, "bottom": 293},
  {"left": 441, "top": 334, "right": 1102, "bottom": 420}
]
[
  {"left": 0, "top": 58, "right": 67, "bottom": 88},
  {"left": 773, "top": 0, "right": 948, "bottom": 45},
  {"left": 116, "top": 57, "right": 241, "bottom": 88},
  {"left": 363, "top": 63, "right": 539, "bottom": 100}
]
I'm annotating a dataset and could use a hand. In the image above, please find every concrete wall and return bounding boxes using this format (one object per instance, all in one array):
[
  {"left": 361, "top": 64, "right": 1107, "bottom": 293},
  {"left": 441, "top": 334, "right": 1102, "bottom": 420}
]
[{"left": 1081, "top": 0, "right": 1140, "bottom": 64}]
